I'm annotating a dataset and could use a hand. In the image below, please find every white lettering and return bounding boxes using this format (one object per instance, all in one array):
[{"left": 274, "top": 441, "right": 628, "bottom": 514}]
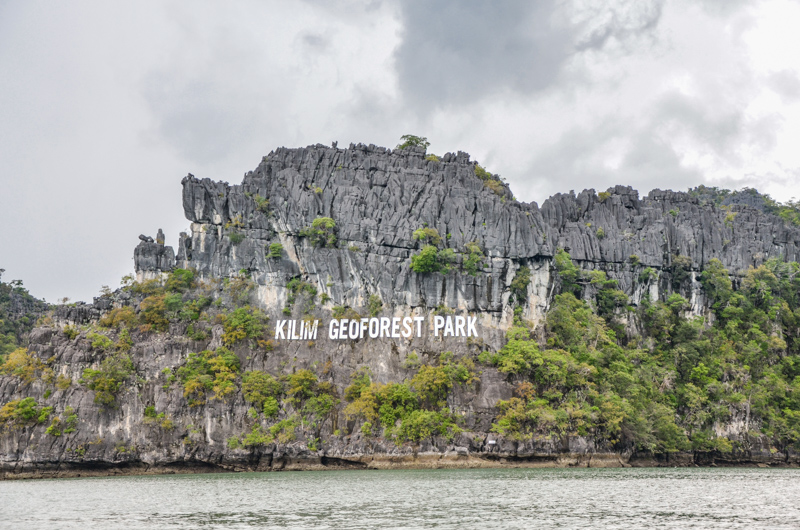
[
  {"left": 291, "top": 320, "right": 300, "bottom": 340},
  {"left": 414, "top": 316, "right": 425, "bottom": 337},
  {"left": 369, "top": 318, "right": 379, "bottom": 338},
  {"left": 300, "top": 320, "right": 306, "bottom": 340},
  {"left": 329, "top": 319, "right": 339, "bottom": 340},
  {"left": 360, "top": 318, "right": 369, "bottom": 339},
  {"left": 391, "top": 317, "right": 400, "bottom": 338},
  {"left": 339, "top": 319, "right": 349, "bottom": 340},
  {"left": 275, "top": 320, "right": 286, "bottom": 340},
  {"left": 467, "top": 316, "right": 477, "bottom": 337},
  {"left": 434, "top": 316, "right": 445, "bottom": 336},
  {"left": 444, "top": 316, "right": 454, "bottom": 337},
  {"left": 349, "top": 319, "right": 359, "bottom": 339},
  {"left": 380, "top": 317, "right": 391, "bottom": 338},
  {"left": 402, "top": 317, "right": 413, "bottom": 338},
  {"left": 455, "top": 316, "right": 466, "bottom": 337},
  {"left": 309, "top": 320, "right": 319, "bottom": 340}
]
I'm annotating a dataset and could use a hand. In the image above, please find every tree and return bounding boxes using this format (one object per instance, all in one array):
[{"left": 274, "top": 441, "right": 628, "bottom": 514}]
[{"left": 396, "top": 135, "right": 430, "bottom": 151}]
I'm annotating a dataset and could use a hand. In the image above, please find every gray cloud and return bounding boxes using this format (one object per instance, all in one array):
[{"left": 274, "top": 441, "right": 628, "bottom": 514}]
[
  {"left": 573, "top": 0, "right": 664, "bottom": 52},
  {"left": 767, "top": 70, "right": 800, "bottom": 102},
  {"left": 393, "top": 0, "right": 572, "bottom": 110},
  {"left": 1, "top": 0, "right": 798, "bottom": 304}
]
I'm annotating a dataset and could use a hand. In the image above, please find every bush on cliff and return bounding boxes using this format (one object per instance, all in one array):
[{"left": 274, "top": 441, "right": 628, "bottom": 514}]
[
  {"left": 80, "top": 353, "right": 134, "bottom": 407},
  {"left": 299, "top": 217, "right": 336, "bottom": 247},
  {"left": 242, "top": 370, "right": 283, "bottom": 417},
  {"left": 0, "top": 397, "right": 52, "bottom": 431},
  {"left": 177, "top": 347, "right": 240, "bottom": 406}
]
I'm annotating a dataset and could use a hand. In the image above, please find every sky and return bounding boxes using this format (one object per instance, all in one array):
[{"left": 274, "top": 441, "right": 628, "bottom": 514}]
[{"left": 1, "top": 0, "right": 799, "bottom": 303}]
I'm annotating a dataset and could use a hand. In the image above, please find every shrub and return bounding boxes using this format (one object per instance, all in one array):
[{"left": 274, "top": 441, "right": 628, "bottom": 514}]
[
  {"left": 177, "top": 348, "right": 240, "bottom": 406},
  {"left": 483, "top": 179, "right": 505, "bottom": 196},
  {"left": 253, "top": 194, "right": 270, "bottom": 213},
  {"left": 139, "top": 294, "right": 169, "bottom": 332},
  {"left": 221, "top": 306, "right": 268, "bottom": 346},
  {"left": 165, "top": 269, "right": 195, "bottom": 292},
  {"left": 45, "top": 406, "right": 78, "bottom": 436},
  {"left": 87, "top": 332, "right": 114, "bottom": 351},
  {"left": 598, "top": 191, "right": 611, "bottom": 202},
  {"left": 268, "top": 243, "right": 283, "bottom": 259},
  {"left": 410, "top": 245, "right": 456, "bottom": 274},
  {"left": 474, "top": 164, "right": 492, "bottom": 180},
  {"left": 99, "top": 307, "right": 137, "bottom": 329},
  {"left": 394, "top": 409, "right": 461, "bottom": 444},
  {"left": 463, "top": 241, "right": 484, "bottom": 276},
  {"left": 510, "top": 266, "right": 531, "bottom": 302},
  {"left": 63, "top": 326, "right": 79, "bottom": 340},
  {"left": 425, "top": 154, "right": 440, "bottom": 162},
  {"left": 396, "top": 134, "right": 430, "bottom": 150},
  {"left": 286, "top": 278, "right": 317, "bottom": 314},
  {"left": 0, "top": 398, "right": 52, "bottom": 430},
  {"left": 299, "top": 217, "right": 336, "bottom": 247},
  {"left": 0, "top": 348, "right": 45, "bottom": 383},
  {"left": 56, "top": 374, "right": 72, "bottom": 390},
  {"left": 242, "top": 371, "right": 283, "bottom": 414},
  {"left": 80, "top": 353, "right": 134, "bottom": 406},
  {"left": 596, "top": 227, "right": 606, "bottom": 239},
  {"left": 412, "top": 227, "right": 442, "bottom": 246},
  {"left": 367, "top": 295, "right": 383, "bottom": 317},
  {"left": 229, "top": 231, "right": 245, "bottom": 245}
]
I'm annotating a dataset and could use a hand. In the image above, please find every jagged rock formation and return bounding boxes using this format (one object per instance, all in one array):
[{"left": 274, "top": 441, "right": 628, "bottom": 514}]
[
  {"left": 2, "top": 142, "right": 800, "bottom": 479},
  {"left": 141, "top": 143, "right": 799, "bottom": 321}
]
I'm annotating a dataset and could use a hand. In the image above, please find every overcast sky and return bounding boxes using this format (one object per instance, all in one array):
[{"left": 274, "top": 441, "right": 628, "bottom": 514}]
[{"left": 2, "top": 0, "right": 799, "bottom": 303}]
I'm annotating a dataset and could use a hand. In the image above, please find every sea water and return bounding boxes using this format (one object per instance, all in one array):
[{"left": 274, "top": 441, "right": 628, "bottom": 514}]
[{"left": 1, "top": 467, "right": 798, "bottom": 529}]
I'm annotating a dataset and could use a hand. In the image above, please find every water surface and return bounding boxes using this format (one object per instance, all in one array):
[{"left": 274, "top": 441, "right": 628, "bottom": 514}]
[{"left": 1, "top": 467, "right": 798, "bottom": 529}]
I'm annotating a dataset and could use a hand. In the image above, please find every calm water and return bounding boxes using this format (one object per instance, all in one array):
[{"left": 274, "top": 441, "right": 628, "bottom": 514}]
[{"left": 1, "top": 467, "right": 798, "bottom": 529}]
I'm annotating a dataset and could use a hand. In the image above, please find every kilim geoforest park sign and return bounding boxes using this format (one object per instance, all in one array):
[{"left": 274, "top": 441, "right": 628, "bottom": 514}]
[{"left": 274, "top": 315, "right": 479, "bottom": 341}]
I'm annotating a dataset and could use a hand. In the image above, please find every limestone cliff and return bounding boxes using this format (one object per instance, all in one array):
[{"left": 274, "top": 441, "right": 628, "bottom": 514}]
[{"left": 2, "top": 142, "right": 800, "bottom": 479}]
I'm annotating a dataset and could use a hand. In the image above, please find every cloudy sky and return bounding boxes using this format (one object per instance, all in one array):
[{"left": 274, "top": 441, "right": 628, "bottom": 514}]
[{"left": 2, "top": 0, "right": 799, "bottom": 302}]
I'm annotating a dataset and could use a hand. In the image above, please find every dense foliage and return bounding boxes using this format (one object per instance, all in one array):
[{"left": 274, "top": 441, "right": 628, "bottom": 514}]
[{"left": 483, "top": 251, "right": 800, "bottom": 454}]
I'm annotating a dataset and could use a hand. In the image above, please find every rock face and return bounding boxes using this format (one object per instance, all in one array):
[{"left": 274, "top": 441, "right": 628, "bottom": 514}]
[
  {"left": 155, "top": 143, "right": 800, "bottom": 321},
  {"left": 2, "top": 142, "right": 800, "bottom": 479}
]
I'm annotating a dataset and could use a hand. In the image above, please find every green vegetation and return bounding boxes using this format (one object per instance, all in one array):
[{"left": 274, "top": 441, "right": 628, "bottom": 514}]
[
  {"left": 474, "top": 164, "right": 505, "bottom": 197},
  {"left": 0, "top": 347, "right": 47, "bottom": 383},
  {"left": 482, "top": 252, "right": 800, "bottom": 454},
  {"left": 45, "top": 406, "right": 78, "bottom": 436},
  {"left": 367, "top": 295, "right": 383, "bottom": 317},
  {"left": 410, "top": 245, "right": 456, "bottom": 274},
  {"left": 253, "top": 194, "right": 270, "bottom": 214},
  {"left": 299, "top": 217, "right": 337, "bottom": 247},
  {"left": 510, "top": 266, "right": 531, "bottom": 303},
  {"left": 598, "top": 191, "right": 611, "bottom": 202},
  {"left": 143, "top": 406, "right": 174, "bottom": 430},
  {"left": 268, "top": 243, "right": 283, "bottom": 258},
  {"left": 80, "top": 353, "right": 134, "bottom": 407},
  {"left": 0, "top": 274, "right": 48, "bottom": 359},
  {"left": 412, "top": 227, "right": 442, "bottom": 246},
  {"left": 242, "top": 371, "right": 283, "bottom": 417},
  {"left": 221, "top": 306, "right": 268, "bottom": 347},
  {"left": 177, "top": 348, "right": 240, "bottom": 406},
  {"left": 343, "top": 355, "right": 474, "bottom": 444},
  {"left": 396, "top": 134, "right": 430, "bottom": 151},
  {"left": 0, "top": 397, "right": 52, "bottom": 431},
  {"left": 286, "top": 278, "right": 317, "bottom": 314},
  {"left": 463, "top": 241, "right": 484, "bottom": 276}
]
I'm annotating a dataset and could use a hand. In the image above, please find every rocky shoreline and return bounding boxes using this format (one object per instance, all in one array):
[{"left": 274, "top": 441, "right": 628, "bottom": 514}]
[{"left": 4, "top": 447, "right": 799, "bottom": 480}]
